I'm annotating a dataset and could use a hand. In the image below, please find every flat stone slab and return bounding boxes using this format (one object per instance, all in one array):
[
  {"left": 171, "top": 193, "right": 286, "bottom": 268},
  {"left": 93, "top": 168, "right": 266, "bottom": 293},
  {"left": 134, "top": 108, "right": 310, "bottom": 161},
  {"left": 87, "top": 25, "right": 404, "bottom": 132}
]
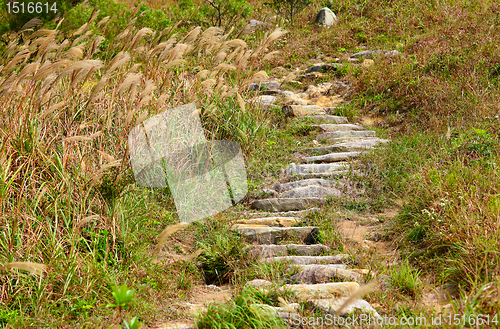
[
  {"left": 283, "top": 105, "right": 326, "bottom": 117},
  {"left": 286, "top": 163, "right": 349, "bottom": 176},
  {"left": 251, "top": 95, "right": 277, "bottom": 108},
  {"left": 297, "top": 264, "right": 348, "bottom": 270},
  {"left": 282, "top": 282, "right": 360, "bottom": 301},
  {"left": 304, "top": 139, "right": 390, "bottom": 154},
  {"left": 289, "top": 265, "right": 363, "bottom": 284},
  {"left": 350, "top": 50, "right": 378, "bottom": 59},
  {"left": 303, "top": 152, "right": 361, "bottom": 163},
  {"left": 239, "top": 208, "right": 321, "bottom": 218},
  {"left": 281, "top": 185, "right": 341, "bottom": 198},
  {"left": 262, "top": 254, "right": 350, "bottom": 265},
  {"left": 303, "top": 115, "right": 349, "bottom": 123},
  {"left": 236, "top": 226, "right": 320, "bottom": 244},
  {"left": 318, "top": 130, "right": 377, "bottom": 140},
  {"left": 235, "top": 217, "right": 298, "bottom": 227},
  {"left": 306, "top": 63, "right": 343, "bottom": 73},
  {"left": 249, "top": 244, "right": 330, "bottom": 258},
  {"left": 274, "top": 178, "right": 336, "bottom": 192},
  {"left": 251, "top": 198, "right": 326, "bottom": 212},
  {"left": 246, "top": 279, "right": 273, "bottom": 288},
  {"left": 308, "top": 298, "right": 381, "bottom": 317},
  {"left": 316, "top": 123, "right": 366, "bottom": 131},
  {"left": 249, "top": 81, "right": 281, "bottom": 91}
]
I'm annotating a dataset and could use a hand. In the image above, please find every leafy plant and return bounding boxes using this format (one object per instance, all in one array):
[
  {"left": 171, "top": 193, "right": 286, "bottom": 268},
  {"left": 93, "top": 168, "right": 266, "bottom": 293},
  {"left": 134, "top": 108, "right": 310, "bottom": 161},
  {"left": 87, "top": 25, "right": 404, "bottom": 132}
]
[
  {"left": 107, "top": 284, "right": 136, "bottom": 313},
  {"left": 390, "top": 259, "right": 423, "bottom": 298},
  {"left": 121, "top": 316, "right": 141, "bottom": 329},
  {"left": 195, "top": 288, "right": 287, "bottom": 329}
]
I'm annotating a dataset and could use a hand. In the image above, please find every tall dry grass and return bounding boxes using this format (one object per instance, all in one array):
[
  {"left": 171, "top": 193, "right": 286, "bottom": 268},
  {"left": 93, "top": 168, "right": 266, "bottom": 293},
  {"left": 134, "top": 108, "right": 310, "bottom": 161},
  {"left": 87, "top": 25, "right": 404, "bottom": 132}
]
[{"left": 0, "top": 7, "right": 285, "bottom": 324}]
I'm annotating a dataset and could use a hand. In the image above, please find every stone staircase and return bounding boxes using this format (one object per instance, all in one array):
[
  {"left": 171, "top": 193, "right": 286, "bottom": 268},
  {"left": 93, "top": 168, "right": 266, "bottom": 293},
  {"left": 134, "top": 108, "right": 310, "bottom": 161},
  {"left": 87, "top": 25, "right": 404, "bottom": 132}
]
[{"left": 234, "top": 78, "right": 389, "bottom": 325}]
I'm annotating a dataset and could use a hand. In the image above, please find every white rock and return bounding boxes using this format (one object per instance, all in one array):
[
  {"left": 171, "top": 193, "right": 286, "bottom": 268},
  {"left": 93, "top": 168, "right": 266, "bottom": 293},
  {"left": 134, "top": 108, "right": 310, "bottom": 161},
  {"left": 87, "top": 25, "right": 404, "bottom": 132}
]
[{"left": 316, "top": 8, "right": 338, "bottom": 27}]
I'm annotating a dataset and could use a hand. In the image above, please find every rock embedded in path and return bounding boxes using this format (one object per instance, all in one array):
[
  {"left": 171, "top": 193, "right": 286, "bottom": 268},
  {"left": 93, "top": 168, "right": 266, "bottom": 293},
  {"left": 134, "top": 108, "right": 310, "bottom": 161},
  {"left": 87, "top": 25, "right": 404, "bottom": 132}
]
[
  {"left": 304, "top": 138, "right": 390, "bottom": 154},
  {"left": 251, "top": 95, "right": 277, "bottom": 108},
  {"left": 249, "top": 244, "right": 330, "bottom": 258},
  {"left": 283, "top": 105, "right": 326, "bottom": 117},
  {"left": 236, "top": 226, "right": 320, "bottom": 244},
  {"left": 281, "top": 185, "right": 341, "bottom": 198},
  {"left": 262, "top": 254, "right": 350, "bottom": 265},
  {"left": 274, "top": 178, "right": 336, "bottom": 193},
  {"left": 249, "top": 81, "right": 281, "bottom": 91},
  {"left": 303, "top": 115, "right": 349, "bottom": 124},
  {"left": 286, "top": 163, "right": 349, "bottom": 177},
  {"left": 251, "top": 197, "right": 326, "bottom": 212},
  {"left": 306, "top": 63, "right": 343, "bottom": 73},
  {"left": 384, "top": 50, "right": 401, "bottom": 58},
  {"left": 315, "top": 7, "right": 338, "bottom": 27},
  {"left": 283, "top": 282, "right": 360, "bottom": 301},
  {"left": 235, "top": 217, "right": 298, "bottom": 227},
  {"left": 288, "top": 265, "right": 363, "bottom": 284},
  {"left": 316, "top": 123, "right": 366, "bottom": 132},
  {"left": 308, "top": 298, "right": 381, "bottom": 317},
  {"left": 303, "top": 151, "right": 361, "bottom": 164},
  {"left": 350, "top": 50, "right": 377, "bottom": 59},
  {"left": 318, "top": 130, "right": 377, "bottom": 140},
  {"left": 245, "top": 279, "right": 273, "bottom": 288}
]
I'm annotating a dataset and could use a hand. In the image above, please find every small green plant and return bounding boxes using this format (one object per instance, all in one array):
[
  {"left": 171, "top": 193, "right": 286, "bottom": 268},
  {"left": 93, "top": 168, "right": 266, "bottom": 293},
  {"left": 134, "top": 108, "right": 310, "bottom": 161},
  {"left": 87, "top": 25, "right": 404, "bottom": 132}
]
[
  {"left": 195, "top": 288, "right": 287, "bottom": 329},
  {"left": 390, "top": 259, "right": 423, "bottom": 298},
  {"left": 107, "top": 284, "right": 136, "bottom": 314},
  {"left": 121, "top": 316, "right": 141, "bottom": 329}
]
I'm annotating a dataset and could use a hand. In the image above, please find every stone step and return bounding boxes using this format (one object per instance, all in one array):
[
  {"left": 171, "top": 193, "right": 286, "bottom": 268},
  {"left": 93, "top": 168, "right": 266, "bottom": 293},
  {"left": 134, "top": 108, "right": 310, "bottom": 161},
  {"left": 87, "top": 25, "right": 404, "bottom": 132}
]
[
  {"left": 288, "top": 265, "right": 364, "bottom": 284},
  {"left": 303, "top": 151, "right": 361, "bottom": 164},
  {"left": 304, "top": 138, "right": 390, "bottom": 155},
  {"left": 249, "top": 244, "right": 330, "bottom": 258},
  {"left": 308, "top": 298, "right": 381, "bottom": 318},
  {"left": 281, "top": 282, "right": 360, "bottom": 301},
  {"left": 315, "top": 123, "right": 366, "bottom": 132},
  {"left": 281, "top": 185, "right": 341, "bottom": 198},
  {"left": 283, "top": 105, "right": 326, "bottom": 117},
  {"left": 237, "top": 208, "right": 321, "bottom": 218},
  {"left": 274, "top": 178, "right": 337, "bottom": 192},
  {"left": 235, "top": 217, "right": 298, "bottom": 227},
  {"left": 261, "top": 254, "right": 350, "bottom": 265},
  {"left": 303, "top": 115, "right": 349, "bottom": 124},
  {"left": 318, "top": 130, "right": 377, "bottom": 140},
  {"left": 286, "top": 163, "right": 349, "bottom": 177},
  {"left": 251, "top": 198, "right": 326, "bottom": 212},
  {"left": 236, "top": 226, "right": 320, "bottom": 244}
]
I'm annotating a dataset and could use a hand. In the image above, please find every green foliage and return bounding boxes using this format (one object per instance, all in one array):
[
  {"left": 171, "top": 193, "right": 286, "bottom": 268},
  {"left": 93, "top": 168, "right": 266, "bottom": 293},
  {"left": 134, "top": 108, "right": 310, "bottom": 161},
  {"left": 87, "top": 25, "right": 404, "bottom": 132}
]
[
  {"left": 265, "top": 0, "right": 311, "bottom": 25},
  {"left": 121, "top": 316, "right": 141, "bottom": 329},
  {"left": 107, "top": 284, "right": 136, "bottom": 312},
  {"left": 195, "top": 288, "right": 287, "bottom": 329},
  {"left": 200, "top": 0, "right": 252, "bottom": 28},
  {"left": 390, "top": 259, "right": 423, "bottom": 297},
  {"left": 196, "top": 223, "right": 251, "bottom": 284}
]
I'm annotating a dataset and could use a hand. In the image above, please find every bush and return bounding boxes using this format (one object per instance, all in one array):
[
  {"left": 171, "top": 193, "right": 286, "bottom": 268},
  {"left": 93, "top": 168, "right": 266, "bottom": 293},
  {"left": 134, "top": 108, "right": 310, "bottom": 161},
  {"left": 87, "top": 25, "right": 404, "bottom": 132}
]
[
  {"left": 265, "top": 0, "right": 311, "bottom": 26},
  {"left": 200, "top": 0, "right": 252, "bottom": 29}
]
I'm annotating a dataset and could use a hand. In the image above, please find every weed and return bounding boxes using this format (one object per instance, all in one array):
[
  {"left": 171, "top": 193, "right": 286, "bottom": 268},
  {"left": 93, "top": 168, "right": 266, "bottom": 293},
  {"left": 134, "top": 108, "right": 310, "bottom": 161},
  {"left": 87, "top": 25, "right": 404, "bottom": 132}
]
[{"left": 390, "top": 259, "right": 423, "bottom": 298}]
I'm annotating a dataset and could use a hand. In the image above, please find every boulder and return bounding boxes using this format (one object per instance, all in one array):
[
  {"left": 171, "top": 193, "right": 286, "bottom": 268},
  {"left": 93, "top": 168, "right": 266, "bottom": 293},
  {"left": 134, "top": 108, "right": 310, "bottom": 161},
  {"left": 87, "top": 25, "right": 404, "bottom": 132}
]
[
  {"left": 251, "top": 197, "right": 326, "bottom": 212},
  {"left": 316, "top": 7, "right": 338, "bottom": 27},
  {"left": 308, "top": 298, "right": 381, "bottom": 317}
]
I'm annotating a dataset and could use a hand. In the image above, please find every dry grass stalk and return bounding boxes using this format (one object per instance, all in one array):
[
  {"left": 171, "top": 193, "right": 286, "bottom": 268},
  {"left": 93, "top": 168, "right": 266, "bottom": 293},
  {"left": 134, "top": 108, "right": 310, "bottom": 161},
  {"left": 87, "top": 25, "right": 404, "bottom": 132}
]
[
  {"left": 334, "top": 280, "right": 377, "bottom": 316},
  {"left": 118, "top": 73, "right": 142, "bottom": 94},
  {"left": 181, "top": 26, "right": 201, "bottom": 44},
  {"left": 153, "top": 223, "right": 189, "bottom": 253},
  {"left": 19, "top": 18, "right": 43, "bottom": 32},
  {"left": 129, "top": 27, "right": 154, "bottom": 50}
]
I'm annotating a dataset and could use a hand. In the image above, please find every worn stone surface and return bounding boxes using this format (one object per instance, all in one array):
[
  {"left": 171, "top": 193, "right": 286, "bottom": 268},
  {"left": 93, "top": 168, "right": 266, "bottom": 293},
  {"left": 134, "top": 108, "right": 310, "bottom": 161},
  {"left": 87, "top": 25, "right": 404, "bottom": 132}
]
[
  {"left": 262, "top": 254, "right": 350, "bottom": 265},
  {"left": 236, "top": 226, "right": 320, "bottom": 244},
  {"left": 281, "top": 185, "right": 341, "bottom": 198},
  {"left": 303, "top": 151, "right": 361, "bottom": 163},
  {"left": 286, "top": 163, "right": 349, "bottom": 176},
  {"left": 245, "top": 279, "right": 273, "bottom": 288},
  {"left": 283, "top": 105, "right": 326, "bottom": 117},
  {"left": 350, "top": 50, "right": 377, "bottom": 59},
  {"left": 289, "top": 265, "right": 363, "bottom": 284},
  {"left": 303, "top": 115, "right": 349, "bottom": 123},
  {"left": 315, "top": 7, "right": 338, "bottom": 27},
  {"left": 384, "top": 50, "right": 400, "bottom": 58},
  {"left": 249, "top": 81, "right": 281, "bottom": 91},
  {"left": 308, "top": 298, "right": 381, "bottom": 317},
  {"left": 327, "top": 81, "right": 351, "bottom": 95},
  {"left": 297, "top": 264, "right": 348, "bottom": 270},
  {"left": 235, "top": 217, "right": 298, "bottom": 227},
  {"left": 304, "top": 139, "right": 390, "bottom": 154},
  {"left": 362, "top": 59, "right": 375, "bottom": 68},
  {"left": 318, "top": 130, "right": 377, "bottom": 140},
  {"left": 251, "top": 198, "right": 326, "bottom": 212},
  {"left": 317, "top": 123, "right": 366, "bottom": 132},
  {"left": 274, "top": 178, "right": 336, "bottom": 192},
  {"left": 306, "top": 63, "right": 343, "bottom": 73},
  {"left": 251, "top": 95, "right": 277, "bottom": 108},
  {"left": 160, "top": 324, "right": 194, "bottom": 329},
  {"left": 249, "top": 244, "right": 330, "bottom": 258},
  {"left": 283, "top": 282, "right": 360, "bottom": 301}
]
